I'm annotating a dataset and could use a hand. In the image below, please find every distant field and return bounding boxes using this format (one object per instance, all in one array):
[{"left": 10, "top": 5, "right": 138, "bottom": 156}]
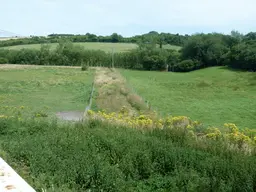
[
  {"left": 1, "top": 42, "right": 137, "bottom": 52},
  {"left": 0, "top": 37, "right": 13, "bottom": 41},
  {"left": 0, "top": 37, "right": 28, "bottom": 41},
  {"left": 0, "top": 65, "right": 94, "bottom": 118},
  {"left": 121, "top": 67, "right": 256, "bottom": 128},
  {"left": 0, "top": 42, "right": 181, "bottom": 52}
]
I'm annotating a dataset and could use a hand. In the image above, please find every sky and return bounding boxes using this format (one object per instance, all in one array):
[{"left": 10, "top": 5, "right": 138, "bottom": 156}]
[{"left": 1, "top": 0, "right": 256, "bottom": 37}]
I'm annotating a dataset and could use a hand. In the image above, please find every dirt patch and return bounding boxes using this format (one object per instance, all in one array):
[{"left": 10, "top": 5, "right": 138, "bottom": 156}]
[{"left": 56, "top": 111, "right": 84, "bottom": 121}]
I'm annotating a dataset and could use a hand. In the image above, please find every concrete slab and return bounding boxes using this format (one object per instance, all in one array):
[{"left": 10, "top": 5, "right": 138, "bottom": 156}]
[{"left": 0, "top": 158, "right": 35, "bottom": 192}]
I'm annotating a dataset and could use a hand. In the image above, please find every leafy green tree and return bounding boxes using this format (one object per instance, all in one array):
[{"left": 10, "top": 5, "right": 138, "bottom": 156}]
[
  {"left": 244, "top": 32, "right": 256, "bottom": 41},
  {"left": 39, "top": 44, "right": 51, "bottom": 65},
  {"left": 86, "top": 33, "right": 98, "bottom": 42},
  {"left": 142, "top": 54, "right": 166, "bottom": 70},
  {"left": 231, "top": 30, "right": 243, "bottom": 42},
  {"left": 227, "top": 42, "right": 256, "bottom": 71},
  {"left": 111, "top": 33, "right": 120, "bottom": 43},
  {"left": 181, "top": 33, "right": 231, "bottom": 69},
  {"left": 167, "top": 50, "right": 181, "bottom": 71}
]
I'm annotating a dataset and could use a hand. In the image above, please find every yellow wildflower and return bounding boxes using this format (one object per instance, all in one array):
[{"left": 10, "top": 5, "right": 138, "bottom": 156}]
[
  {"left": 224, "top": 123, "right": 239, "bottom": 133},
  {"left": 206, "top": 127, "right": 221, "bottom": 140},
  {"left": 87, "top": 110, "right": 94, "bottom": 116}
]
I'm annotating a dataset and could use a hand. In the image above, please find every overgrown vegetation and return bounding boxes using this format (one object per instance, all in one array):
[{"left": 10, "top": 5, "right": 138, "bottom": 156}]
[
  {"left": 0, "top": 116, "right": 255, "bottom": 191},
  {"left": 178, "top": 32, "right": 256, "bottom": 71},
  {"left": 92, "top": 68, "right": 148, "bottom": 115}
]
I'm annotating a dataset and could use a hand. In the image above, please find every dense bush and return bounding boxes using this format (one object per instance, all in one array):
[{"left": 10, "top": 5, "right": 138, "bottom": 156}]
[
  {"left": 139, "top": 46, "right": 168, "bottom": 70},
  {"left": 7, "top": 49, "right": 41, "bottom": 64},
  {"left": 173, "top": 59, "right": 201, "bottom": 72},
  {"left": 114, "top": 51, "right": 142, "bottom": 69},
  {"left": 180, "top": 33, "right": 256, "bottom": 72},
  {"left": 81, "top": 64, "right": 89, "bottom": 71},
  {"left": 167, "top": 50, "right": 181, "bottom": 71},
  {"left": 0, "top": 57, "right": 8, "bottom": 64},
  {"left": 227, "top": 42, "right": 256, "bottom": 71},
  {"left": 142, "top": 54, "right": 166, "bottom": 70},
  {"left": 0, "top": 41, "right": 173, "bottom": 71},
  {"left": 0, "top": 42, "right": 111, "bottom": 67},
  {"left": 0, "top": 118, "right": 255, "bottom": 191},
  {"left": 181, "top": 34, "right": 231, "bottom": 68}
]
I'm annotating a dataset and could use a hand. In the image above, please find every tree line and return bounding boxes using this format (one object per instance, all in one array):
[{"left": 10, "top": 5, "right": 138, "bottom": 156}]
[
  {"left": 0, "top": 31, "right": 255, "bottom": 71},
  {"left": 177, "top": 31, "right": 256, "bottom": 71},
  {"left": 0, "top": 31, "right": 187, "bottom": 48}
]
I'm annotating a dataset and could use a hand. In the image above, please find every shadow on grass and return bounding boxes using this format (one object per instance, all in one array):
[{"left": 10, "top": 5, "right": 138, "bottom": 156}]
[{"left": 218, "top": 66, "right": 256, "bottom": 72}]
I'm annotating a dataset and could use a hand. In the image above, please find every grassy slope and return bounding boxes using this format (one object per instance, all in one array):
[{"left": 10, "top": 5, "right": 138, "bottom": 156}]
[
  {"left": 0, "top": 66, "right": 255, "bottom": 191},
  {"left": 0, "top": 42, "right": 181, "bottom": 52},
  {"left": 0, "top": 66, "right": 94, "bottom": 117},
  {"left": 121, "top": 67, "right": 256, "bottom": 128}
]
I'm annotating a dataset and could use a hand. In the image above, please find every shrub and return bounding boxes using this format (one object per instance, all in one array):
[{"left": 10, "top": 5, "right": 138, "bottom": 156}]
[
  {"left": 81, "top": 64, "right": 89, "bottom": 71},
  {"left": 142, "top": 54, "right": 166, "bottom": 70},
  {"left": 227, "top": 42, "right": 256, "bottom": 71},
  {"left": 173, "top": 59, "right": 200, "bottom": 72},
  {"left": 180, "top": 33, "right": 235, "bottom": 70},
  {"left": 167, "top": 50, "right": 181, "bottom": 71},
  {"left": 0, "top": 57, "right": 8, "bottom": 64},
  {"left": 6, "top": 49, "right": 41, "bottom": 64}
]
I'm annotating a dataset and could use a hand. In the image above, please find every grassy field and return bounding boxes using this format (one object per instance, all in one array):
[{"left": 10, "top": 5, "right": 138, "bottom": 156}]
[
  {"left": 121, "top": 67, "right": 256, "bottom": 129},
  {"left": 0, "top": 37, "right": 28, "bottom": 41},
  {"left": 0, "top": 65, "right": 94, "bottom": 118},
  {"left": 0, "top": 65, "right": 255, "bottom": 191},
  {"left": 1, "top": 42, "right": 137, "bottom": 52},
  {"left": 0, "top": 42, "right": 181, "bottom": 52}
]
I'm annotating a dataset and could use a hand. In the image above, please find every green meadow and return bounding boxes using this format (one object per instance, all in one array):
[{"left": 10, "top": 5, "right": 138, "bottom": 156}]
[{"left": 121, "top": 67, "right": 256, "bottom": 129}]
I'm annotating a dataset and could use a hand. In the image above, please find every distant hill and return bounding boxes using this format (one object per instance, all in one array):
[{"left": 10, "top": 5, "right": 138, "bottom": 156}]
[{"left": 0, "top": 29, "right": 25, "bottom": 39}]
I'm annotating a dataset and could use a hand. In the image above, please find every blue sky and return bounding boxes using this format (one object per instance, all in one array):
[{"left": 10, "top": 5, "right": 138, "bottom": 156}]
[{"left": 1, "top": 0, "right": 256, "bottom": 37}]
